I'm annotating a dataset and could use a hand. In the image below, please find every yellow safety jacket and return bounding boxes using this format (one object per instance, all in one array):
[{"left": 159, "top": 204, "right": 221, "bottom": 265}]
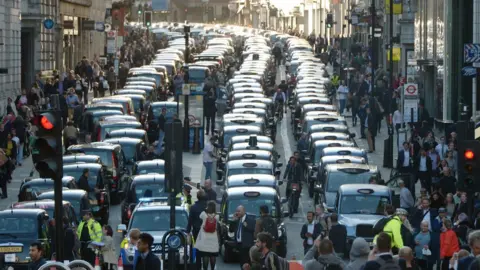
[
  {"left": 77, "top": 218, "right": 102, "bottom": 243},
  {"left": 373, "top": 216, "right": 404, "bottom": 249},
  {"left": 332, "top": 75, "right": 340, "bottom": 87}
]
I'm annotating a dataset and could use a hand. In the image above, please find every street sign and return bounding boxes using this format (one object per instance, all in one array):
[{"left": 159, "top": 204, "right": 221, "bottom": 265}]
[
  {"left": 464, "top": 44, "right": 480, "bottom": 63},
  {"left": 107, "top": 31, "right": 116, "bottom": 38},
  {"left": 63, "top": 20, "right": 74, "bottom": 29},
  {"left": 152, "top": 0, "right": 169, "bottom": 11},
  {"left": 104, "top": 23, "right": 112, "bottom": 32},
  {"left": 82, "top": 20, "right": 95, "bottom": 31},
  {"left": 404, "top": 83, "right": 418, "bottom": 96},
  {"left": 462, "top": 66, "right": 477, "bottom": 77},
  {"left": 43, "top": 19, "right": 55, "bottom": 30},
  {"left": 182, "top": 84, "right": 191, "bottom": 95},
  {"left": 95, "top": 22, "right": 105, "bottom": 32}
]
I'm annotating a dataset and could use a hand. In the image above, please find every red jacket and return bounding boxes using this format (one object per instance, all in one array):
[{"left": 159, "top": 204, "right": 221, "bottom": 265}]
[{"left": 440, "top": 229, "right": 460, "bottom": 258}]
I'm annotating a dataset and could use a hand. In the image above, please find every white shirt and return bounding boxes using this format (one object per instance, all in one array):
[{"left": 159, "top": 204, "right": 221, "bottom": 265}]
[
  {"left": 203, "top": 142, "right": 214, "bottom": 163},
  {"left": 307, "top": 222, "right": 315, "bottom": 245},
  {"left": 423, "top": 209, "right": 431, "bottom": 231},
  {"left": 337, "top": 85, "right": 349, "bottom": 100},
  {"left": 435, "top": 143, "right": 448, "bottom": 159},
  {"left": 236, "top": 215, "right": 246, "bottom": 242},
  {"left": 400, "top": 187, "right": 414, "bottom": 208},
  {"left": 12, "top": 136, "right": 20, "bottom": 147},
  {"left": 393, "top": 110, "right": 403, "bottom": 126},
  {"left": 419, "top": 156, "right": 427, "bottom": 171},
  {"left": 403, "top": 150, "right": 410, "bottom": 167}
]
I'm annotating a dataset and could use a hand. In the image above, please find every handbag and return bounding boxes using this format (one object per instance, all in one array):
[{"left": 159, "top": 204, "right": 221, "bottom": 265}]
[{"left": 102, "top": 80, "right": 109, "bottom": 89}]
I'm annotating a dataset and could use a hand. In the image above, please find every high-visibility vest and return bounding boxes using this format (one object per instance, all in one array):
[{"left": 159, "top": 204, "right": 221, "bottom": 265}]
[{"left": 77, "top": 218, "right": 102, "bottom": 243}]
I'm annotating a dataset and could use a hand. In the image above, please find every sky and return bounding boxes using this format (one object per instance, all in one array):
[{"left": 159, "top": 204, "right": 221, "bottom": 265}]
[{"left": 271, "top": 0, "right": 300, "bottom": 13}]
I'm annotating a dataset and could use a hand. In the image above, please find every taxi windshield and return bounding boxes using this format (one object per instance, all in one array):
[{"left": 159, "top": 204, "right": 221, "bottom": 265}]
[
  {"left": 227, "top": 198, "right": 276, "bottom": 218},
  {"left": 339, "top": 195, "right": 390, "bottom": 215},
  {"left": 130, "top": 210, "right": 188, "bottom": 231},
  {"left": 63, "top": 169, "right": 98, "bottom": 189},
  {"left": 227, "top": 168, "right": 271, "bottom": 176},
  {"left": 121, "top": 145, "right": 137, "bottom": 161},
  {"left": 188, "top": 68, "right": 207, "bottom": 83},
  {"left": 0, "top": 216, "right": 37, "bottom": 234},
  {"left": 82, "top": 150, "right": 113, "bottom": 167},
  {"left": 133, "top": 183, "right": 167, "bottom": 202},
  {"left": 224, "top": 132, "right": 258, "bottom": 148},
  {"left": 152, "top": 106, "right": 176, "bottom": 120},
  {"left": 326, "top": 171, "right": 373, "bottom": 192}
]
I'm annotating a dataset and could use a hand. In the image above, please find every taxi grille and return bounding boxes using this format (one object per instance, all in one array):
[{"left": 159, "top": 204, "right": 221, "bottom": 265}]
[{"left": 356, "top": 224, "right": 374, "bottom": 238}]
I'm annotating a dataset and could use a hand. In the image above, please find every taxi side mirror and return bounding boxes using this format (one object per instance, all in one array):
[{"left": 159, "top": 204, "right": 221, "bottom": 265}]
[
  {"left": 276, "top": 162, "right": 283, "bottom": 168},
  {"left": 304, "top": 157, "right": 311, "bottom": 163},
  {"left": 283, "top": 211, "right": 290, "bottom": 217},
  {"left": 349, "top": 133, "right": 356, "bottom": 138},
  {"left": 311, "top": 166, "right": 318, "bottom": 171},
  {"left": 117, "top": 224, "right": 127, "bottom": 233},
  {"left": 281, "top": 197, "right": 288, "bottom": 204},
  {"left": 278, "top": 180, "right": 284, "bottom": 186},
  {"left": 213, "top": 129, "right": 219, "bottom": 134}
]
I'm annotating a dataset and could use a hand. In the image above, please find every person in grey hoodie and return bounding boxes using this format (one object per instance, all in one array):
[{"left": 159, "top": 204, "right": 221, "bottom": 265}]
[
  {"left": 302, "top": 237, "right": 346, "bottom": 270},
  {"left": 346, "top": 238, "right": 370, "bottom": 270}
]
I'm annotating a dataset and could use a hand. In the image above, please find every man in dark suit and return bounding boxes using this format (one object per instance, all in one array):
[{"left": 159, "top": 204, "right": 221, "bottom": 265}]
[
  {"left": 363, "top": 232, "right": 400, "bottom": 270},
  {"left": 133, "top": 233, "right": 161, "bottom": 270},
  {"left": 229, "top": 205, "right": 256, "bottom": 269},
  {"left": 397, "top": 142, "right": 415, "bottom": 194},
  {"left": 186, "top": 190, "right": 207, "bottom": 269},
  {"left": 366, "top": 107, "right": 377, "bottom": 152},
  {"left": 414, "top": 148, "right": 433, "bottom": 193},
  {"left": 300, "top": 211, "right": 323, "bottom": 255}
]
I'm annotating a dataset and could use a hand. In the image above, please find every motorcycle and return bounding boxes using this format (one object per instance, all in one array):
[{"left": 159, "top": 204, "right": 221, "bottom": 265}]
[{"left": 288, "top": 181, "right": 301, "bottom": 218}]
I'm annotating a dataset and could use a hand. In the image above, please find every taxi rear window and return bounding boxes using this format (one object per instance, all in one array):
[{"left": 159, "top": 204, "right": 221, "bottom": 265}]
[{"left": 0, "top": 216, "right": 37, "bottom": 234}]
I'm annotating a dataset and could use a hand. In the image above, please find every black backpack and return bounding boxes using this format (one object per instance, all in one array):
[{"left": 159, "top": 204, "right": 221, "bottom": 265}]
[
  {"left": 261, "top": 216, "right": 278, "bottom": 239},
  {"left": 376, "top": 256, "right": 401, "bottom": 270},
  {"left": 373, "top": 216, "right": 393, "bottom": 235},
  {"left": 322, "top": 264, "right": 343, "bottom": 270}
]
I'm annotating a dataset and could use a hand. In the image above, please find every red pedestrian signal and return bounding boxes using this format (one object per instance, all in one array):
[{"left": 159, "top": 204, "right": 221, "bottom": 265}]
[
  {"left": 465, "top": 150, "right": 475, "bottom": 160},
  {"left": 32, "top": 111, "right": 63, "bottom": 179},
  {"left": 40, "top": 114, "right": 55, "bottom": 130}
]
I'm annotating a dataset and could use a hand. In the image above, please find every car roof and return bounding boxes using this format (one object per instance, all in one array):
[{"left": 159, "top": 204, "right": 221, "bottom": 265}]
[
  {"left": 313, "top": 140, "right": 354, "bottom": 147},
  {"left": 223, "top": 125, "right": 262, "bottom": 132},
  {"left": 13, "top": 199, "right": 71, "bottom": 209},
  {"left": 310, "top": 132, "right": 350, "bottom": 139},
  {"left": 103, "top": 138, "right": 143, "bottom": 145},
  {"left": 228, "top": 150, "right": 272, "bottom": 158},
  {"left": 339, "top": 184, "right": 390, "bottom": 195},
  {"left": 68, "top": 142, "right": 118, "bottom": 151},
  {"left": 23, "top": 176, "right": 75, "bottom": 185},
  {"left": 132, "top": 173, "right": 166, "bottom": 182},
  {"left": 227, "top": 174, "right": 276, "bottom": 182},
  {"left": 324, "top": 163, "right": 375, "bottom": 171},
  {"left": 320, "top": 155, "right": 366, "bottom": 163},
  {"left": 135, "top": 159, "right": 165, "bottom": 166},
  {"left": 310, "top": 124, "right": 349, "bottom": 131},
  {"left": 63, "top": 155, "right": 101, "bottom": 161},
  {"left": 231, "top": 135, "right": 272, "bottom": 143},
  {"left": 226, "top": 159, "right": 273, "bottom": 168},
  {"left": 322, "top": 147, "right": 366, "bottom": 154},
  {"left": 37, "top": 189, "right": 87, "bottom": 198},
  {"left": 151, "top": 101, "right": 177, "bottom": 107},
  {"left": 0, "top": 208, "right": 46, "bottom": 216},
  {"left": 109, "top": 129, "right": 147, "bottom": 135},
  {"left": 226, "top": 186, "right": 278, "bottom": 196},
  {"left": 63, "top": 163, "right": 102, "bottom": 171}
]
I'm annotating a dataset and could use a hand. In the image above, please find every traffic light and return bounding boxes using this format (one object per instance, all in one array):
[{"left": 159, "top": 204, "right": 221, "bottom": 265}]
[
  {"left": 144, "top": 11, "right": 152, "bottom": 27},
  {"left": 32, "top": 111, "right": 63, "bottom": 179},
  {"left": 457, "top": 140, "right": 480, "bottom": 190},
  {"left": 164, "top": 122, "right": 183, "bottom": 193},
  {"left": 326, "top": 14, "right": 333, "bottom": 28}
]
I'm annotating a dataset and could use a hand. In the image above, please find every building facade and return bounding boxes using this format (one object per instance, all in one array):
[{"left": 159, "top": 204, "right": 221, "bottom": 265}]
[{"left": 0, "top": 0, "right": 22, "bottom": 110}]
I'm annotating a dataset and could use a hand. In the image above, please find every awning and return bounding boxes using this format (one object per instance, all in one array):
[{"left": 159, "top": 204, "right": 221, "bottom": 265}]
[{"left": 237, "top": 4, "right": 245, "bottom": 14}]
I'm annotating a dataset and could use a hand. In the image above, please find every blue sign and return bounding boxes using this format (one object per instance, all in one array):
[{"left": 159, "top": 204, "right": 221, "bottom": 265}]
[
  {"left": 152, "top": 0, "right": 169, "bottom": 11},
  {"left": 95, "top": 22, "right": 105, "bottom": 32},
  {"left": 43, "top": 19, "right": 54, "bottom": 30},
  {"left": 464, "top": 44, "right": 480, "bottom": 63},
  {"left": 462, "top": 66, "right": 477, "bottom": 77}
]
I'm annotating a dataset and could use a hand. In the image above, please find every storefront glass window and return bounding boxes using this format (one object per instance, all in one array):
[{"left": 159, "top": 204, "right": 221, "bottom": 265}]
[
  {"left": 436, "top": 65, "right": 444, "bottom": 119},
  {"left": 436, "top": 0, "right": 444, "bottom": 59},
  {"left": 426, "top": 0, "right": 434, "bottom": 59}
]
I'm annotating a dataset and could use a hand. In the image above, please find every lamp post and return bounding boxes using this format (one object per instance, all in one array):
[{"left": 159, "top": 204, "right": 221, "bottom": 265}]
[{"left": 183, "top": 22, "right": 191, "bottom": 152}]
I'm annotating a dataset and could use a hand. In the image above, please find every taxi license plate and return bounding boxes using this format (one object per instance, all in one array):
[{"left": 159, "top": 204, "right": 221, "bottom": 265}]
[{"left": 0, "top": 246, "right": 22, "bottom": 253}]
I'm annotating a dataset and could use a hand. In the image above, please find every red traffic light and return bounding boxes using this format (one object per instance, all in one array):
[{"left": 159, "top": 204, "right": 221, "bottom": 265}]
[
  {"left": 41, "top": 116, "right": 54, "bottom": 130},
  {"left": 465, "top": 150, "right": 475, "bottom": 160}
]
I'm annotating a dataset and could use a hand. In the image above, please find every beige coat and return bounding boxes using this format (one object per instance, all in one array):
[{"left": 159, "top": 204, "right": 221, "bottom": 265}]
[
  {"left": 194, "top": 212, "right": 220, "bottom": 253},
  {"left": 101, "top": 236, "right": 117, "bottom": 265}
]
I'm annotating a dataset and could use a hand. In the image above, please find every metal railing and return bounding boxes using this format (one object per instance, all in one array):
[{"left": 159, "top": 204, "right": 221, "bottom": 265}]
[{"left": 38, "top": 260, "right": 94, "bottom": 270}]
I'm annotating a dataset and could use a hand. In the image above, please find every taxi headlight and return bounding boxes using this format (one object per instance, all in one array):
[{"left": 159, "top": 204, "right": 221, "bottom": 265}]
[
  {"left": 228, "top": 231, "right": 234, "bottom": 238},
  {"left": 277, "top": 229, "right": 282, "bottom": 238}
]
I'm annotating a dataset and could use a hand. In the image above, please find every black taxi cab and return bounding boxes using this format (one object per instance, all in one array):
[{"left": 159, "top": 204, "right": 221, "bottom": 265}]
[
  {"left": 218, "top": 187, "right": 288, "bottom": 262},
  {"left": 18, "top": 176, "right": 78, "bottom": 202},
  {"left": 227, "top": 142, "right": 281, "bottom": 168},
  {"left": 103, "top": 138, "right": 146, "bottom": 167},
  {"left": 122, "top": 174, "right": 167, "bottom": 225},
  {"left": 218, "top": 149, "right": 276, "bottom": 174},
  {"left": 63, "top": 154, "right": 103, "bottom": 166},
  {"left": 307, "top": 132, "right": 352, "bottom": 149},
  {"left": 317, "top": 164, "right": 381, "bottom": 212},
  {"left": 107, "top": 129, "right": 149, "bottom": 145},
  {"left": 12, "top": 200, "right": 79, "bottom": 228},
  {"left": 298, "top": 115, "right": 347, "bottom": 136},
  {"left": 0, "top": 209, "right": 51, "bottom": 269},
  {"left": 336, "top": 184, "right": 392, "bottom": 250},
  {"left": 230, "top": 135, "right": 272, "bottom": 145}
]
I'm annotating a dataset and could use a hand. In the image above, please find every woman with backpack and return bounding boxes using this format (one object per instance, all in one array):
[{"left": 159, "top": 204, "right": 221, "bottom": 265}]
[{"left": 194, "top": 200, "right": 219, "bottom": 270}]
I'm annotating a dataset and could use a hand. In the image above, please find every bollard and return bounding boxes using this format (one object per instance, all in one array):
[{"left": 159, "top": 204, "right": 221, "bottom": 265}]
[
  {"left": 117, "top": 256, "right": 124, "bottom": 270},
  {"left": 94, "top": 255, "right": 101, "bottom": 270}
]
